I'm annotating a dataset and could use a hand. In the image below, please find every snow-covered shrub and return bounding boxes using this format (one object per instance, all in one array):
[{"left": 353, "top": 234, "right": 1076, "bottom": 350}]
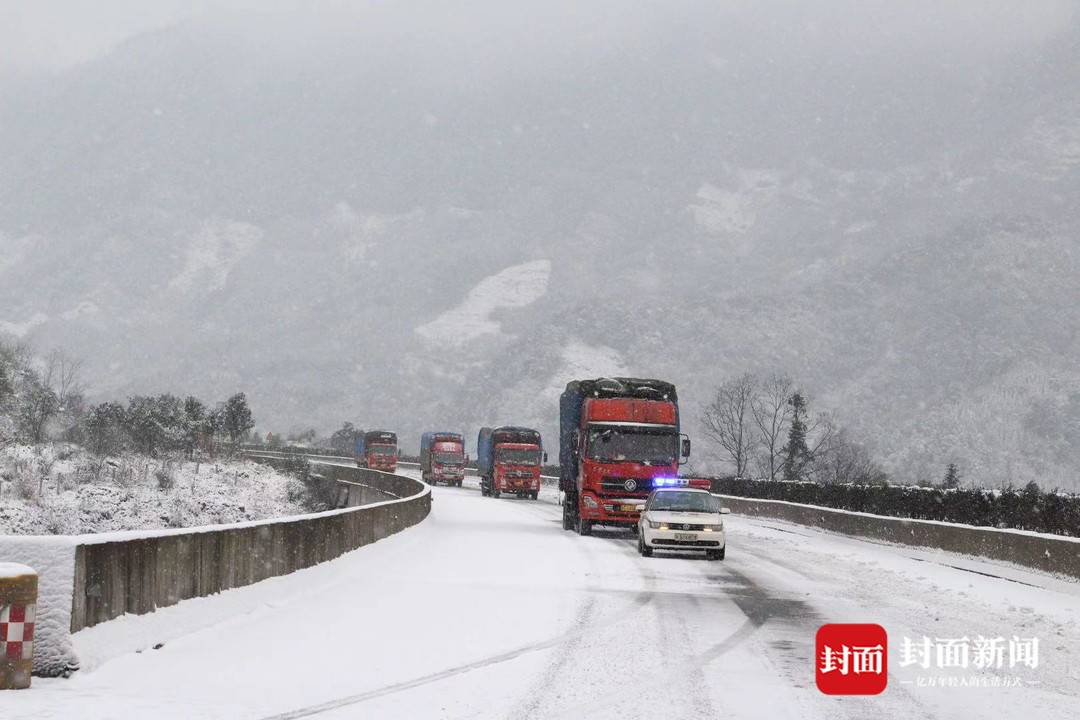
[
  {"left": 14, "top": 462, "right": 37, "bottom": 501},
  {"left": 2, "top": 444, "right": 306, "bottom": 535},
  {"left": 155, "top": 466, "right": 176, "bottom": 491}
]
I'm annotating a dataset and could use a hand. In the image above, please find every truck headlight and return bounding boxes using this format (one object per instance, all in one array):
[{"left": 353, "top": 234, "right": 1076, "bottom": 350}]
[{"left": 583, "top": 495, "right": 599, "bottom": 509}]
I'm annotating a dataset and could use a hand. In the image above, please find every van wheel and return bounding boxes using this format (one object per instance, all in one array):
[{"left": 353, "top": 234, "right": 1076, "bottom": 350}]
[
  {"left": 706, "top": 548, "right": 725, "bottom": 561},
  {"left": 638, "top": 534, "right": 652, "bottom": 557}
]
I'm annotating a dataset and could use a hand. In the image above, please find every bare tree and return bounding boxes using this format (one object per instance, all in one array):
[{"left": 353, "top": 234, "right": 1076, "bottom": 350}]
[
  {"left": 702, "top": 373, "right": 757, "bottom": 477},
  {"left": 17, "top": 351, "right": 63, "bottom": 444},
  {"left": 49, "top": 349, "right": 84, "bottom": 411},
  {"left": 810, "top": 425, "right": 881, "bottom": 485},
  {"left": 751, "top": 373, "right": 794, "bottom": 480}
]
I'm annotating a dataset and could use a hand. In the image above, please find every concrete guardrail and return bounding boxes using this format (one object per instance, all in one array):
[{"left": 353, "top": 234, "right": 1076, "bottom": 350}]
[
  {"left": 715, "top": 494, "right": 1080, "bottom": 580},
  {"left": 0, "top": 458, "right": 430, "bottom": 676},
  {"left": 71, "top": 459, "right": 429, "bottom": 632}
]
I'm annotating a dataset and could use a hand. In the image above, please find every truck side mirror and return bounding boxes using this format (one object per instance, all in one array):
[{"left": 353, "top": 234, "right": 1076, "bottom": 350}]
[
  {"left": 543, "top": 452, "right": 548, "bottom": 463},
  {"left": 681, "top": 436, "right": 691, "bottom": 459}
]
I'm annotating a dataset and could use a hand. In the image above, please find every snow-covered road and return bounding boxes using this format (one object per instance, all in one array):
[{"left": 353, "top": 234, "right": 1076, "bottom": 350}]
[{"left": 4, "top": 464, "right": 1079, "bottom": 719}]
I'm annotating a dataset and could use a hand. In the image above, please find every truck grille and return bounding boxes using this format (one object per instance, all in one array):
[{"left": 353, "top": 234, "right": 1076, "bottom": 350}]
[{"left": 601, "top": 477, "right": 655, "bottom": 493}]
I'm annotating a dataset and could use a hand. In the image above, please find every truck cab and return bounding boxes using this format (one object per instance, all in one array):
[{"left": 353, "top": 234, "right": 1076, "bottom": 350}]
[
  {"left": 356, "top": 430, "right": 398, "bottom": 472},
  {"left": 420, "top": 432, "right": 466, "bottom": 486},
  {"left": 477, "top": 427, "right": 545, "bottom": 500},
  {"left": 560, "top": 378, "right": 699, "bottom": 535}
]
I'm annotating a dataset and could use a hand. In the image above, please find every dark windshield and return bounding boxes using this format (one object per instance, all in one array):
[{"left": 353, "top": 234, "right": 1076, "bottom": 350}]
[
  {"left": 586, "top": 425, "right": 677, "bottom": 465},
  {"left": 647, "top": 491, "right": 719, "bottom": 513},
  {"left": 495, "top": 448, "right": 541, "bottom": 465},
  {"left": 433, "top": 451, "right": 462, "bottom": 464},
  {"left": 368, "top": 445, "right": 396, "bottom": 456}
]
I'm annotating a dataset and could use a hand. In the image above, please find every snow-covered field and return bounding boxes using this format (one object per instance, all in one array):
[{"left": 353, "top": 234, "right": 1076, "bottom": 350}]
[
  {"left": 4, "top": 462, "right": 1077, "bottom": 719},
  {"left": 0, "top": 445, "right": 306, "bottom": 535}
]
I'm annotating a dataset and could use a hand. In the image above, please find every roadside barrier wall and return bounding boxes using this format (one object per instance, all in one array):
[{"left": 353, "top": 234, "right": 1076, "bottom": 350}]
[
  {"left": 715, "top": 494, "right": 1080, "bottom": 580},
  {"left": 0, "top": 460, "right": 430, "bottom": 675}
]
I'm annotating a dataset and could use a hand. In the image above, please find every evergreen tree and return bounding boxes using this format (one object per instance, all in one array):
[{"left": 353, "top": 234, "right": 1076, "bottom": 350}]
[
  {"left": 181, "top": 396, "right": 207, "bottom": 459},
  {"left": 222, "top": 393, "right": 255, "bottom": 447},
  {"left": 83, "top": 402, "right": 128, "bottom": 456},
  {"left": 330, "top": 422, "right": 359, "bottom": 453},
  {"left": 943, "top": 463, "right": 960, "bottom": 488},
  {"left": 782, "top": 392, "right": 811, "bottom": 482}
]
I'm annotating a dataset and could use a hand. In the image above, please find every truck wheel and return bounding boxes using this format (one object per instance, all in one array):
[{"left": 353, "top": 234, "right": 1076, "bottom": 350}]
[
  {"left": 638, "top": 534, "right": 652, "bottom": 557},
  {"left": 530, "top": 491, "right": 538, "bottom": 500},
  {"left": 493, "top": 488, "right": 501, "bottom": 498},
  {"left": 562, "top": 493, "right": 577, "bottom": 531},
  {"left": 577, "top": 518, "right": 592, "bottom": 536}
]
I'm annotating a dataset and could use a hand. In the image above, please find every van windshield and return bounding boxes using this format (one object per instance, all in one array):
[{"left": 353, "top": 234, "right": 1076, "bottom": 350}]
[{"left": 647, "top": 492, "right": 719, "bottom": 513}]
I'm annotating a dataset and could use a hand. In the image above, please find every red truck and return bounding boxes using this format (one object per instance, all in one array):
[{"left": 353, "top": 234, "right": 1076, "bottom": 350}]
[
  {"left": 420, "top": 431, "right": 466, "bottom": 486},
  {"left": 477, "top": 426, "right": 546, "bottom": 500},
  {"left": 559, "top": 378, "right": 699, "bottom": 535},
  {"left": 355, "top": 430, "right": 398, "bottom": 472}
]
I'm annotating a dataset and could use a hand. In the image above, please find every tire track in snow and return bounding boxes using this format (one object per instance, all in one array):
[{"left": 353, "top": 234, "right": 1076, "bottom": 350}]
[{"left": 258, "top": 487, "right": 654, "bottom": 720}]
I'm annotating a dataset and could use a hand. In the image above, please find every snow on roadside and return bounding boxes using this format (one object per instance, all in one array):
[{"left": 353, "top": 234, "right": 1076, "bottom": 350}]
[
  {"left": 0, "top": 445, "right": 309, "bottom": 536},
  {"left": 0, "top": 534, "right": 79, "bottom": 675}
]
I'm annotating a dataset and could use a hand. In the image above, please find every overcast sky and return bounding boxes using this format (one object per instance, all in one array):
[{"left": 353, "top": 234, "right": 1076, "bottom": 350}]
[{"left": 2, "top": 0, "right": 1077, "bottom": 73}]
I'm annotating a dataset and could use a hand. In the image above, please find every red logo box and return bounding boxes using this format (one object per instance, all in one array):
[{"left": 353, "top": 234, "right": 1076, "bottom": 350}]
[{"left": 816, "top": 623, "right": 888, "bottom": 695}]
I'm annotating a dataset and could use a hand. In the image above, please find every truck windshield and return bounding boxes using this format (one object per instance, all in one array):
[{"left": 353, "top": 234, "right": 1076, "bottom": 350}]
[
  {"left": 647, "top": 491, "right": 719, "bottom": 513},
  {"left": 495, "top": 448, "right": 541, "bottom": 465},
  {"left": 368, "top": 445, "right": 396, "bottom": 456},
  {"left": 586, "top": 425, "right": 676, "bottom": 465},
  {"left": 434, "top": 452, "right": 462, "bottom": 464}
]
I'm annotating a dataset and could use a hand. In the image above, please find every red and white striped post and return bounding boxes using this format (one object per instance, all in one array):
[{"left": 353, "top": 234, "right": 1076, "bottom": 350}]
[{"left": 0, "top": 563, "right": 37, "bottom": 690}]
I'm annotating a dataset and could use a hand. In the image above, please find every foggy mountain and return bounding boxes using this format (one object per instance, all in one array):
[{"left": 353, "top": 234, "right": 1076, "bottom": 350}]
[{"left": 2, "top": 1, "right": 1079, "bottom": 488}]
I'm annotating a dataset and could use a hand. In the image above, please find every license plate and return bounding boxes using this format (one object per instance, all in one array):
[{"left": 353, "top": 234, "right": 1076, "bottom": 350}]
[
  {"left": 620, "top": 505, "right": 640, "bottom": 513},
  {"left": 674, "top": 533, "right": 697, "bottom": 541}
]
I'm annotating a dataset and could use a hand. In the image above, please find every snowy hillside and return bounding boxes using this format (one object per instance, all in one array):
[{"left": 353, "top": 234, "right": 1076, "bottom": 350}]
[
  {"left": 0, "top": 445, "right": 307, "bottom": 535},
  {"left": 1, "top": 2, "right": 1079, "bottom": 488}
]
